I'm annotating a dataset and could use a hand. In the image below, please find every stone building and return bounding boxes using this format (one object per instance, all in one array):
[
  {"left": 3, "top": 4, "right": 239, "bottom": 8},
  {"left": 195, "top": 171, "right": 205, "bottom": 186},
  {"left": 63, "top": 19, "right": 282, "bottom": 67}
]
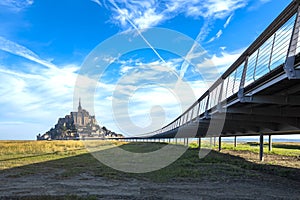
[{"left": 71, "top": 99, "right": 95, "bottom": 127}]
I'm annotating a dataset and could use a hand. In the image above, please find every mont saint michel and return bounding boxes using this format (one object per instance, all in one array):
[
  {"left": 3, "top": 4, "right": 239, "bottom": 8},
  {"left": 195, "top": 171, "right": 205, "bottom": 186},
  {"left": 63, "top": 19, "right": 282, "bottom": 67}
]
[{"left": 37, "top": 99, "right": 123, "bottom": 140}]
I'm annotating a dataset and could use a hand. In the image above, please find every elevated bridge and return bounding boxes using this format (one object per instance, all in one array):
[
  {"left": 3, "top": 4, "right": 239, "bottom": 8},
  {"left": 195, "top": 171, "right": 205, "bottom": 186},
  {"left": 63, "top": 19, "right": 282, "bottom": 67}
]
[{"left": 124, "top": 0, "right": 300, "bottom": 160}]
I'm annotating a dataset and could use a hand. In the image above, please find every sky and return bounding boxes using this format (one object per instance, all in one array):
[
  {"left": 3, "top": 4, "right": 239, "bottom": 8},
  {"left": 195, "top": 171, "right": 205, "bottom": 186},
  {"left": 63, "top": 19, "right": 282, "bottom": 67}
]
[{"left": 0, "top": 0, "right": 298, "bottom": 140}]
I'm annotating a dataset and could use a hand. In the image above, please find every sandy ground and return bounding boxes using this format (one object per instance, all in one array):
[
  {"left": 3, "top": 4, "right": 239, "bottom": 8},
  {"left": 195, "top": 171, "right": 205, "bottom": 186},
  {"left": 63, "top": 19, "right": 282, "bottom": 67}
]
[{"left": 0, "top": 171, "right": 299, "bottom": 199}]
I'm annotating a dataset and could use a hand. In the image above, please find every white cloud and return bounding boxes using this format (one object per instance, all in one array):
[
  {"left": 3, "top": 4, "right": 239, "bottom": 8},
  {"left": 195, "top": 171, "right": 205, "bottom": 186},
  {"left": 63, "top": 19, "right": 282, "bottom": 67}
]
[
  {"left": 91, "top": 0, "right": 102, "bottom": 7},
  {"left": 197, "top": 49, "right": 244, "bottom": 74},
  {"left": 133, "top": 8, "right": 164, "bottom": 29},
  {"left": 105, "top": 0, "right": 247, "bottom": 30},
  {"left": 0, "top": 0, "right": 33, "bottom": 12},
  {"left": 120, "top": 66, "right": 133, "bottom": 74},
  {"left": 99, "top": 0, "right": 248, "bottom": 89},
  {"left": 224, "top": 14, "right": 234, "bottom": 28},
  {"left": 197, "top": 0, "right": 246, "bottom": 18},
  {"left": 0, "top": 37, "right": 85, "bottom": 139},
  {"left": 248, "top": 0, "right": 271, "bottom": 11},
  {"left": 0, "top": 37, "right": 185, "bottom": 137},
  {"left": 207, "top": 37, "right": 216, "bottom": 44},
  {"left": 0, "top": 34, "right": 245, "bottom": 139},
  {"left": 216, "top": 30, "right": 223, "bottom": 38},
  {"left": 0, "top": 36, "right": 57, "bottom": 70}
]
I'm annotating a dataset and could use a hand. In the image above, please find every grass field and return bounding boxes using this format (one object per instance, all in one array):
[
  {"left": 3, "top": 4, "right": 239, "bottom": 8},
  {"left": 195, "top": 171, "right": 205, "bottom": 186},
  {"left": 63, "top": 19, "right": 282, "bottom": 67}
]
[
  {"left": 218, "top": 141, "right": 300, "bottom": 157},
  {"left": 0, "top": 140, "right": 299, "bottom": 199},
  {"left": 0, "top": 140, "right": 299, "bottom": 180},
  {"left": 185, "top": 140, "right": 300, "bottom": 156}
]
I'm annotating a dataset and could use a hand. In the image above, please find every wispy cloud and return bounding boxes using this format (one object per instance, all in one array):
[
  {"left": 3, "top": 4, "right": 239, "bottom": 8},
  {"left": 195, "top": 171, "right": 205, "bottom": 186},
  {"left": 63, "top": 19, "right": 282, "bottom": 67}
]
[
  {"left": 224, "top": 14, "right": 234, "bottom": 28},
  {"left": 0, "top": 0, "right": 33, "bottom": 12},
  {"left": 0, "top": 36, "right": 81, "bottom": 139},
  {"left": 103, "top": 0, "right": 247, "bottom": 30},
  {"left": 208, "top": 29, "right": 224, "bottom": 43},
  {"left": 91, "top": 0, "right": 102, "bottom": 7},
  {"left": 248, "top": 0, "right": 271, "bottom": 11},
  {"left": 97, "top": 0, "right": 248, "bottom": 88},
  {"left": 196, "top": 48, "right": 245, "bottom": 75},
  {"left": 206, "top": 12, "right": 233, "bottom": 44},
  {"left": 0, "top": 36, "right": 182, "bottom": 137},
  {"left": 106, "top": 0, "right": 167, "bottom": 64},
  {"left": 0, "top": 36, "right": 57, "bottom": 70},
  {"left": 0, "top": 36, "right": 245, "bottom": 138},
  {"left": 174, "top": 0, "right": 245, "bottom": 80}
]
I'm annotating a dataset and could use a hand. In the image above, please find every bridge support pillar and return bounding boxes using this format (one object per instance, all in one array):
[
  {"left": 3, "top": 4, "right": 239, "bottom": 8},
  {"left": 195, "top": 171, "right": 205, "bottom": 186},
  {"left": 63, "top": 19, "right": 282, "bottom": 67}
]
[
  {"left": 268, "top": 135, "right": 272, "bottom": 152},
  {"left": 175, "top": 138, "right": 177, "bottom": 145},
  {"left": 210, "top": 137, "right": 212, "bottom": 147},
  {"left": 260, "top": 133, "right": 264, "bottom": 162},
  {"left": 198, "top": 137, "right": 201, "bottom": 150},
  {"left": 187, "top": 138, "right": 189, "bottom": 147},
  {"left": 214, "top": 137, "right": 216, "bottom": 147},
  {"left": 218, "top": 137, "right": 222, "bottom": 151},
  {"left": 234, "top": 136, "right": 237, "bottom": 147}
]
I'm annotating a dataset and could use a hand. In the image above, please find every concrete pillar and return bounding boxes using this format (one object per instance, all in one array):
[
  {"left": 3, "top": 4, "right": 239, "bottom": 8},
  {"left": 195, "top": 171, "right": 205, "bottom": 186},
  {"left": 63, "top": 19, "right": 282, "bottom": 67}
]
[
  {"left": 234, "top": 136, "right": 237, "bottom": 147},
  {"left": 198, "top": 137, "right": 201, "bottom": 150},
  {"left": 218, "top": 136, "right": 222, "bottom": 151},
  {"left": 210, "top": 137, "right": 212, "bottom": 146},
  {"left": 187, "top": 138, "right": 189, "bottom": 147},
  {"left": 175, "top": 138, "right": 177, "bottom": 144},
  {"left": 268, "top": 135, "right": 272, "bottom": 152},
  {"left": 260, "top": 133, "right": 264, "bottom": 161},
  {"left": 169, "top": 138, "right": 171, "bottom": 143}
]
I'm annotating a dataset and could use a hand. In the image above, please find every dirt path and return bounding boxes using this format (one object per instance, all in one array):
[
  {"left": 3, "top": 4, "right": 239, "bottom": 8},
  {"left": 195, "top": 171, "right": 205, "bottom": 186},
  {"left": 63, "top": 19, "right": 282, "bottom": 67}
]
[{"left": 1, "top": 164, "right": 299, "bottom": 199}]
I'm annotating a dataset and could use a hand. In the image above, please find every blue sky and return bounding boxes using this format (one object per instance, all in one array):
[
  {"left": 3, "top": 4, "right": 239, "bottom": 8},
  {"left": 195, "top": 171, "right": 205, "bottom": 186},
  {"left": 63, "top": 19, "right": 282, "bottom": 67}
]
[{"left": 0, "top": 0, "right": 297, "bottom": 140}]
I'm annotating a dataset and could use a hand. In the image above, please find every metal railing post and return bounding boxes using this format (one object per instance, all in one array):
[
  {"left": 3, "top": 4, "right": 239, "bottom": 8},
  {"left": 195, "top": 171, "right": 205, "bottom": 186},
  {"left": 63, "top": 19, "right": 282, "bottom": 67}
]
[
  {"left": 217, "top": 81, "right": 224, "bottom": 112},
  {"left": 238, "top": 56, "right": 250, "bottom": 102},
  {"left": 204, "top": 93, "right": 210, "bottom": 118},
  {"left": 268, "top": 33, "right": 277, "bottom": 71},
  {"left": 253, "top": 48, "right": 260, "bottom": 81}
]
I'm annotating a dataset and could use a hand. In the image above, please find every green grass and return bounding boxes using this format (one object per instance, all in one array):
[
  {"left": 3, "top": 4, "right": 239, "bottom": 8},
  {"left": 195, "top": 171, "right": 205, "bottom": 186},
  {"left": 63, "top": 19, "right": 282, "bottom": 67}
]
[
  {"left": 214, "top": 142, "right": 300, "bottom": 157},
  {"left": 0, "top": 140, "right": 299, "bottom": 183}
]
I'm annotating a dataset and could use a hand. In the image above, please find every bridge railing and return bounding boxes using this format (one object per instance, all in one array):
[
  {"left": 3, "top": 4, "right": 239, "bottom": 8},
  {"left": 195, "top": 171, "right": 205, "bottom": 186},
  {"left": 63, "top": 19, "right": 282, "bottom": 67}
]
[{"left": 139, "top": 0, "right": 300, "bottom": 138}]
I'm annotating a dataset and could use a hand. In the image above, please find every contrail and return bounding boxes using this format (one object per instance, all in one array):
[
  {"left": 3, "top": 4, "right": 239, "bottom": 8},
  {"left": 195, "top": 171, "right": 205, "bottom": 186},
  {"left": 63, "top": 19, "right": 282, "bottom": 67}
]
[
  {"left": 179, "top": 21, "right": 210, "bottom": 79},
  {"left": 107, "top": 0, "right": 167, "bottom": 64},
  {"left": 0, "top": 36, "right": 58, "bottom": 70}
]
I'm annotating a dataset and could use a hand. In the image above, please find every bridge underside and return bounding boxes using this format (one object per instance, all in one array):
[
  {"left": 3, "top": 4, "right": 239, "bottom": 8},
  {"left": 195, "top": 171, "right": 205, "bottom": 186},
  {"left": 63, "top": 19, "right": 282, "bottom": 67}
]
[{"left": 147, "top": 65, "right": 300, "bottom": 139}]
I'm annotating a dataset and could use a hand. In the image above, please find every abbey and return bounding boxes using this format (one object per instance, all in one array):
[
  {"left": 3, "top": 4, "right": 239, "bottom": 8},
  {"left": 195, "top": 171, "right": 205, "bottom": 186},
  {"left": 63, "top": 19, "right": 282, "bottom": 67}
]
[
  {"left": 71, "top": 99, "right": 96, "bottom": 127},
  {"left": 37, "top": 99, "right": 122, "bottom": 140}
]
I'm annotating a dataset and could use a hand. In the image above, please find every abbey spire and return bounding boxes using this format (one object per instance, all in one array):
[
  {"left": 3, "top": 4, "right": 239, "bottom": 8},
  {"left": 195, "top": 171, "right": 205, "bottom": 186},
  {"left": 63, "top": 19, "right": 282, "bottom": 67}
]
[{"left": 78, "top": 98, "right": 82, "bottom": 111}]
